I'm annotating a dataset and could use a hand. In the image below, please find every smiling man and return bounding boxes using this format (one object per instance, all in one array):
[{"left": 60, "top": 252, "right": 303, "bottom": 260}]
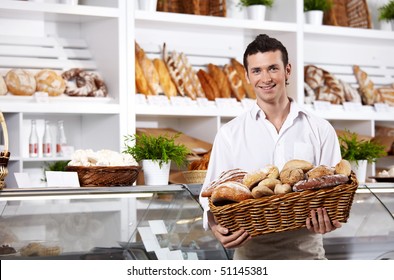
[{"left": 199, "top": 34, "right": 342, "bottom": 260}]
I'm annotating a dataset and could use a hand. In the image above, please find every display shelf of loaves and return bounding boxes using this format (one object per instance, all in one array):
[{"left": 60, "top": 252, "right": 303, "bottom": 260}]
[
  {"left": 134, "top": 41, "right": 256, "bottom": 105},
  {"left": 0, "top": 68, "right": 109, "bottom": 100}
]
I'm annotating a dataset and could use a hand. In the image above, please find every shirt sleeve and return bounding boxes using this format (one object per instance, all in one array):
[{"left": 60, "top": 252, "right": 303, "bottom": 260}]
[
  {"left": 318, "top": 120, "right": 342, "bottom": 166},
  {"left": 199, "top": 128, "right": 233, "bottom": 230}
]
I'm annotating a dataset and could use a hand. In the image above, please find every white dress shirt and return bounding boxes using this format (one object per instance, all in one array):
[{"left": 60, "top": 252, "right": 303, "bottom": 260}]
[{"left": 199, "top": 100, "right": 341, "bottom": 259}]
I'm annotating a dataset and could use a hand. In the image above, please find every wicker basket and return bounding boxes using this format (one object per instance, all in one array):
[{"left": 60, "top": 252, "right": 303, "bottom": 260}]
[
  {"left": 157, "top": 0, "right": 226, "bottom": 17},
  {"left": 182, "top": 170, "right": 207, "bottom": 184},
  {"left": 0, "top": 111, "right": 10, "bottom": 190},
  {"left": 323, "top": 0, "right": 371, "bottom": 29},
  {"left": 209, "top": 172, "right": 358, "bottom": 237},
  {"left": 65, "top": 165, "right": 141, "bottom": 187}
]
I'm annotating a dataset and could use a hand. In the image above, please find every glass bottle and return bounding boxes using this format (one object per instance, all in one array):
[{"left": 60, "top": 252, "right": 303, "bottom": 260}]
[
  {"left": 42, "top": 120, "right": 52, "bottom": 157},
  {"left": 56, "top": 120, "right": 67, "bottom": 157},
  {"left": 29, "top": 119, "right": 38, "bottom": 158}
]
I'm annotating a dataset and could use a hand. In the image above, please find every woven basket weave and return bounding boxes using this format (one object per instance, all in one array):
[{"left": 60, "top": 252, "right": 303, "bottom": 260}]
[
  {"left": 209, "top": 172, "right": 358, "bottom": 237},
  {"left": 182, "top": 170, "right": 207, "bottom": 184},
  {"left": 65, "top": 165, "right": 141, "bottom": 187},
  {"left": 323, "top": 0, "right": 371, "bottom": 29},
  {"left": 157, "top": 0, "right": 226, "bottom": 17},
  {"left": 0, "top": 111, "right": 10, "bottom": 190}
]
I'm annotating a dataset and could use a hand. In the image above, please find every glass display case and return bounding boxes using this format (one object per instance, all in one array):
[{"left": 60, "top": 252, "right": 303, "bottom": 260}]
[
  {"left": 323, "top": 183, "right": 394, "bottom": 260},
  {"left": 0, "top": 185, "right": 229, "bottom": 260}
]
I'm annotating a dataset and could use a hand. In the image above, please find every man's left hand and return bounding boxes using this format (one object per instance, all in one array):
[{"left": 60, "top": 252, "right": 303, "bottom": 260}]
[{"left": 306, "top": 208, "right": 341, "bottom": 234}]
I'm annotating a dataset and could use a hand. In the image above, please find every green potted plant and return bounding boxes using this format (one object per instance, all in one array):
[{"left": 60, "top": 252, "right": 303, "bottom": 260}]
[
  {"left": 123, "top": 133, "right": 190, "bottom": 185},
  {"left": 238, "top": 0, "right": 274, "bottom": 21},
  {"left": 338, "top": 130, "right": 386, "bottom": 182},
  {"left": 378, "top": 0, "right": 394, "bottom": 30},
  {"left": 304, "top": 0, "right": 332, "bottom": 25}
]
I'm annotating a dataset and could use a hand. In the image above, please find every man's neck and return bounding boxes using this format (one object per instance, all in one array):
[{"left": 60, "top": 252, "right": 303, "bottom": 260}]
[{"left": 259, "top": 97, "right": 291, "bottom": 133}]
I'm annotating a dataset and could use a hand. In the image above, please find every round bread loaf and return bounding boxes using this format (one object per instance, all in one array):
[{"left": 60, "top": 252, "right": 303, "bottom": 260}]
[
  {"left": 35, "top": 69, "right": 66, "bottom": 96},
  {"left": 201, "top": 168, "right": 247, "bottom": 197},
  {"left": 211, "top": 181, "right": 252, "bottom": 206},
  {"left": 335, "top": 159, "right": 352, "bottom": 176},
  {"left": 306, "top": 165, "right": 334, "bottom": 179},
  {"left": 282, "top": 159, "right": 314, "bottom": 172},
  {"left": 0, "top": 75, "right": 7, "bottom": 95},
  {"left": 5, "top": 69, "right": 36, "bottom": 96},
  {"left": 279, "top": 168, "right": 304, "bottom": 185},
  {"left": 243, "top": 169, "right": 268, "bottom": 190}
]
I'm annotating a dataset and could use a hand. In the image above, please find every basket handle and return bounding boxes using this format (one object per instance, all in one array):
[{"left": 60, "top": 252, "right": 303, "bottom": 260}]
[{"left": 0, "top": 111, "right": 9, "bottom": 154}]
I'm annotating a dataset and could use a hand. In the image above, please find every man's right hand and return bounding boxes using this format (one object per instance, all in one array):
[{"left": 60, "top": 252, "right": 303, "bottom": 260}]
[{"left": 208, "top": 211, "right": 251, "bottom": 249}]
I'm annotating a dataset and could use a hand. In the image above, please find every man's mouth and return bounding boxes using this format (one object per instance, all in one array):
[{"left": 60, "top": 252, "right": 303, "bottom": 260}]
[{"left": 258, "top": 84, "right": 275, "bottom": 90}]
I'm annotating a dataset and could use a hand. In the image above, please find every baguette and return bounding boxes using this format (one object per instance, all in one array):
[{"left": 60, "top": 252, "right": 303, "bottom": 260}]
[
  {"left": 230, "top": 58, "right": 256, "bottom": 99},
  {"left": 292, "top": 174, "right": 349, "bottom": 192},
  {"left": 153, "top": 58, "right": 178, "bottom": 98},
  {"left": 197, "top": 69, "right": 220, "bottom": 100},
  {"left": 208, "top": 63, "right": 231, "bottom": 98},
  {"left": 223, "top": 64, "right": 246, "bottom": 101},
  {"left": 135, "top": 54, "right": 150, "bottom": 95}
]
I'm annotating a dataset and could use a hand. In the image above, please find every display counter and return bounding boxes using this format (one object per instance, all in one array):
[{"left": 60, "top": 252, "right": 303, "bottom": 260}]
[{"left": 0, "top": 185, "right": 229, "bottom": 260}]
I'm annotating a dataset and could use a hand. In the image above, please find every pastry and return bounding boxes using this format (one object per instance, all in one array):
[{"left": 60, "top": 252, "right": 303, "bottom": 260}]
[
  {"left": 62, "top": 68, "right": 108, "bottom": 97},
  {"left": 211, "top": 181, "right": 253, "bottom": 206},
  {"left": 197, "top": 69, "right": 220, "bottom": 100},
  {"left": 35, "top": 69, "right": 66, "bottom": 96},
  {"left": 230, "top": 58, "right": 256, "bottom": 99},
  {"left": 207, "top": 63, "right": 231, "bottom": 98},
  {"left": 5, "top": 69, "right": 36, "bottom": 96},
  {"left": 223, "top": 64, "right": 246, "bottom": 101},
  {"left": 153, "top": 58, "right": 178, "bottom": 98},
  {"left": 0, "top": 75, "right": 7, "bottom": 95},
  {"left": 292, "top": 174, "right": 349, "bottom": 192},
  {"left": 306, "top": 165, "right": 334, "bottom": 179},
  {"left": 135, "top": 42, "right": 162, "bottom": 95}
]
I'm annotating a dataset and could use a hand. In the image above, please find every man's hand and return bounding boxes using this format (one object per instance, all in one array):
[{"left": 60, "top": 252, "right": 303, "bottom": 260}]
[
  {"left": 306, "top": 208, "right": 341, "bottom": 234},
  {"left": 208, "top": 211, "right": 251, "bottom": 249}
]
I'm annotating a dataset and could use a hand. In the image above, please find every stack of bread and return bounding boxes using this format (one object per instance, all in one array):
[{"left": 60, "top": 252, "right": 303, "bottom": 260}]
[
  {"left": 0, "top": 68, "right": 107, "bottom": 97},
  {"left": 134, "top": 41, "right": 256, "bottom": 101},
  {"left": 304, "top": 65, "right": 361, "bottom": 105},
  {"left": 202, "top": 159, "right": 353, "bottom": 206}
]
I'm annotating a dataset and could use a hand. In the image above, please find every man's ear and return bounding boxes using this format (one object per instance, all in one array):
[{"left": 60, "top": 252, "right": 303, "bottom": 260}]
[{"left": 286, "top": 63, "right": 292, "bottom": 78}]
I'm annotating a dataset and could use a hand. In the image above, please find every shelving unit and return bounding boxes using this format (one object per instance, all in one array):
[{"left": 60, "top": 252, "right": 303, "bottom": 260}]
[{"left": 1, "top": 0, "right": 393, "bottom": 188}]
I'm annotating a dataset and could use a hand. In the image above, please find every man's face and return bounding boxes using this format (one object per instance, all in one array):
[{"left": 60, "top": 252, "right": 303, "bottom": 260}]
[{"left": 246, "top": 50, "right": 291, "bottom": 104}]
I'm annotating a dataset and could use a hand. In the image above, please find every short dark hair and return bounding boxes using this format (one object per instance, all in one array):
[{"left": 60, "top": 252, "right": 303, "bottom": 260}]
[{"left": 243, "top": 34, "right": 289, "bottom": 71}]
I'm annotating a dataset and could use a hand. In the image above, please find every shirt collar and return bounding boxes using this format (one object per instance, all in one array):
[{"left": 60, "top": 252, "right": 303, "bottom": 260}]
[{"left": 250, "top": 98, "right": 309, "bottom": 121}]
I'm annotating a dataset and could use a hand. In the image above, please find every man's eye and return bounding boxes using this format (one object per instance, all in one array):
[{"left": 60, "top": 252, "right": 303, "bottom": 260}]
[
  {"left": 252, "top": 69, "right": 260, "bottom": 74},
  {"left": 269, "top": 67, "right": 278, "bottom": 72}
]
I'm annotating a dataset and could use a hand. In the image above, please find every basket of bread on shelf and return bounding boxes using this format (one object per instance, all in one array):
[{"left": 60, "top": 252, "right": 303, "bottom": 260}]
[
  {"left": 65, "top": 149, "right": 141, "bottom": 187},
  {"left": 182, "top": 150, "right": 211, "bottom": 184},
  {"left": 304, "top": 64, "right": 394, "bottom": 107},
  {"left": 0, "top": 68, "right": 108, "bottom": 99},
  {"left": 134, "top": 40, "right": 255, "bottom": 102},
  {"left": 203, "top": 159, "right": 358, "bottom": 237},
  {"left": 157, "top": 0, "right": 227, "bottom": 17},
  {"left": 323, "top": 0, "right": 372, "bottom": 29}
]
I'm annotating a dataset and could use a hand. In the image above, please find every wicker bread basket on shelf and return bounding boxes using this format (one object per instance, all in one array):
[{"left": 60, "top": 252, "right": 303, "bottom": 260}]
[
  {"left": 0, "top": 111, "right": 10, "bottom": 190},
  {"left": 209, "top": 172, "right": 358, "bottom": 237},
  {"left": 182, "top": 170, "right": 207, "bottom": 184},
  {"left": 323, "top": 0, "right": 371, "bottom": 29},
  {"left": 157, "top": 0, "right": 226, "bottom": 17},
  {"left": 65, "top": 165, "right": 141, "bottom": 187}
]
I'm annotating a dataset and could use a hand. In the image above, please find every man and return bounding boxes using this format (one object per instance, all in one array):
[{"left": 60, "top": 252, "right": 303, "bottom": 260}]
[{"left": 199, "top": 34, "right": 342, "bottom": 260}]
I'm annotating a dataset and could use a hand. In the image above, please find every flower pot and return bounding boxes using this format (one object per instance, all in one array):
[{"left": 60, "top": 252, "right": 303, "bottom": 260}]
[
  {"left": 304, "top": 10, "right": 323, "bottom": 25},
  {"left": 246, "top": 5, "right": 266, "bottom": 21},
  {"left": 380, "top": 20, "right": 393, "bottom": 31},
  {"left": 142, "top": 159, "right": 171, "bottom": 185},
  {"left": 350, "top": 160, "right": 368, "bottom": 183}
]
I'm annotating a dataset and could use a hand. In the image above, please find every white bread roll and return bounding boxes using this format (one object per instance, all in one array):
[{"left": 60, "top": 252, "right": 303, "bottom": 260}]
[{"left": 5, "top": 69, "right": 36, "bottom": 96}]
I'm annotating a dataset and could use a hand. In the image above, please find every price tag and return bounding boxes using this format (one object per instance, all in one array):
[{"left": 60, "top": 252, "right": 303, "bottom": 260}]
[
  {"left": 313, "top": 100, "right": 332, "bottom": 111},
  {"left": 170, "top": 96, "right": 188, "bottom": 106},
  {"left": 374, "top": 103, "right": 390, "bottom": 112},
  {"left": 147, "top": 95, "right": 170, "bottom": 106},
  {"left": 34, "top": 91, "right": 49, "bottom": 103},
  {"left": 135, "top": 93, "right": 147, "bottom": 105},
  {"left": 215, "top": 98, "right": 238, "bottom": 108},
  {"left": 343, "top": 102, "right": 362, "bottom": 111}
]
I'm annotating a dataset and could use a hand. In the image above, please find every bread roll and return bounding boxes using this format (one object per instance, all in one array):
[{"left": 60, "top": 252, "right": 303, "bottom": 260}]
[
  {"left": 252, "top": 184, "right": 274, "bottom": 198},
  {"left": 5, "top": 69, "right": 36, "bottom": 96},
  {"left": 230, "top": 58, "right": 256, "bottom": 99},
  {"left": 197, "top": 69, "right": 219, "bottom": 101},
  {"left": 265, "top": 164, "right": 280, "bottom": 179},
  {"left": 258, "top": 178, "right": 281, "bottom": 191},
  {"left": 279, "top": 168, "right": 304, "bottom": 186},
  {"left": 35, "top": 69, "right": 66, "bottom": 96},
  {"left": 242, "top": 169, "right": 268, "bottom": 190},
  {"left": 0, "top": 75, "right": 7, "bottom": 95},
  {"left": 153, "top": 58, "right": 177, "bottom": 98},
  {"left": 282, "top": 159, "right": 314, "bottom": 172},
  {"left": 274, "top": 183, "right": 292, "bottom": 195},
  {"left": 335, "top": 159, "right": 352, "bottom": 176},
  {"left": 208, "top": 63, "right": 231, "bottom": 98},
  {"left": 306, "top": 165, "right": 334, "bottom": 179}
]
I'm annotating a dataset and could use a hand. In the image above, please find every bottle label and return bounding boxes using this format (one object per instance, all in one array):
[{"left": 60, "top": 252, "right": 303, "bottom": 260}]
[
  {"left": 56, "top": 144, "right": 64, "bottom": 156},
  {"left": 29, "top": 143, "right": 38, "bottom": 157},
  {"left": 43, "top": 143, "right": 51, "bottom": 157}
]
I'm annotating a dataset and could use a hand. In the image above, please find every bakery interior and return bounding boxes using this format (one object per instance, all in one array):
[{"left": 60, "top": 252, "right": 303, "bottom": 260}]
[{"left": 0, "top": 0, "right": 393, "bottom": 260}]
